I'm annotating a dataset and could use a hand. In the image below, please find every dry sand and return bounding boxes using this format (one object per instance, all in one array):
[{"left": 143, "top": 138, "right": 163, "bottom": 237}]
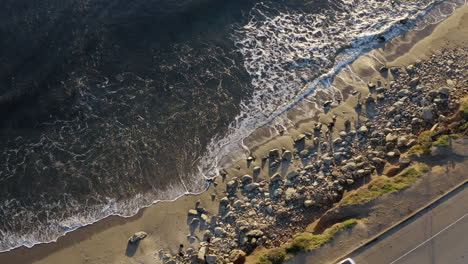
[{"left": 0, "top": 3, "right": 467, "bottom": 264}]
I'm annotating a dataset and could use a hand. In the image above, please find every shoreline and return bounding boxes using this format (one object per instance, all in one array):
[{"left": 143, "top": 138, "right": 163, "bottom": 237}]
[
  {"left": 0, "top": 0, "right": 446, "bottom": 254},
  {"left": 1, "top": 2, "right": 467, "bottom": 264}
]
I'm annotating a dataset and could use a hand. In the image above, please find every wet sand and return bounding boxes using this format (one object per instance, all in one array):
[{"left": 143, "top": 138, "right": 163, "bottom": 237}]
[{"left": 0, "top": 3, "right": 467, "bottom": 264}]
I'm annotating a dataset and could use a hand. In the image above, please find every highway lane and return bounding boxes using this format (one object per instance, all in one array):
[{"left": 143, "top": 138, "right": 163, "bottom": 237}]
[{"left": 349, "top": 186, "right": 468, "bottom": 264}]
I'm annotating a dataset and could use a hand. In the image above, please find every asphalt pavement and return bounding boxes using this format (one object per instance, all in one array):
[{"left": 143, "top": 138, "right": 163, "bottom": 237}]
[{"left": 349, "top": 186, "right": 468, "bottom": 264}]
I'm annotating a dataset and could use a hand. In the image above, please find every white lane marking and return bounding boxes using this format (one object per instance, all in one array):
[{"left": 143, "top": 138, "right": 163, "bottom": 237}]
[{"left": 390, "top": 212, "right": 468, "bottom": 264}]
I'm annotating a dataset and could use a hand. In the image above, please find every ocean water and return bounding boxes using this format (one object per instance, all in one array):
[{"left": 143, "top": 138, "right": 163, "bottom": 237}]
[{"left": 0, "top": 0, "right": 464, "bottom": 251}]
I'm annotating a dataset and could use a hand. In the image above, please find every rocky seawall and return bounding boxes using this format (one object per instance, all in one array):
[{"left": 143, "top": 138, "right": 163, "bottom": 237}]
[{"left": 160, "top": 45, "right": 467, "bottom": 264}]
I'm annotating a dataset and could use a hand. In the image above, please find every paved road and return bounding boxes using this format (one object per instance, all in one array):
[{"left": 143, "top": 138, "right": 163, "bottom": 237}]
[{"left": 349, "top": 186, "right": 468, "bottom": 264}]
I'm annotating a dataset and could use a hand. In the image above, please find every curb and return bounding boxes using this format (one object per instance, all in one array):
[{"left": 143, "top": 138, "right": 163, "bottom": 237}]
[{"left": 332, "top": 179, "right": 468, "bottom": 264}]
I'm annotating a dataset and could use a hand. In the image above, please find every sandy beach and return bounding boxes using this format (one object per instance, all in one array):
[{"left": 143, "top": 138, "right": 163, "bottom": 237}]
[{"left": 1, "top": 3, "right": 467, "bottom": 264}]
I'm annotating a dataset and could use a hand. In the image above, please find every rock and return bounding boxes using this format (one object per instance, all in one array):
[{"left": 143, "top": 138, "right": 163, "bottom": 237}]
[
  {"left": 304, "top": 200, "right": 315, "bottom": 207},
  {"left": 346, "top": 178, "right": 354, "bottom": 185},
  {"left": 128, "top": 231, "right": 147, "bottom": 243},
  {"left": 333, "top": 138, "right": 343, "bottom": 145},
  {"left": 201, "top": 214, "right": 209, "bottom": 222},
  {"left": 397, "top": 89, "right": 410, "bottom": 97},
  {"left": 397, "top": 136, "right": 408, "bottom": 147},
  {"left": 358, "top": 126, "right": 368, "bottom": 134},
  {"left": 409, "top": 77, "right": 420, "bottom": 86},
  {"left": 274, "top": 188, "right": 284, "bottom": 198},
  {"left": 385, "top": 133, "right": 398, "bottom": 143},
  {"left": 214, "top": 227, "right": 225, "bottom": 236},
  {"left": 227, "top": 180, "right": 238, "bottom": 193},
  {"left": 246, "top": 229, "right": 264, "bottom": 237},
  {"left": 241, "top": 175, "right": 253, "bottom": 184},
  {"left": 244, "top": 183, "right": 260, "bottom": 192},
  {"left": 286, "top": 170, "right": 299, "bottom": 180},
  {"left": 295, "top": 134, "right": 306, "bottom": 143},
  {"left": 421, "top": 106, "right": 434, "bottom": 121},
  {"left": 285, "top": 188, "right": 298, "bottom": 201},
  {"left": 372, "top": 157, "right": 385, "bottom": 165},
  {"left": 299, "top": 150, "right": 309, "bottom": 157},
  {"left": 198, "top": 247, "right": 207, "bottom": 264},
  {"left": 398, "top": 157, "right": 411, "bottom": 167},
  {"left": 438, "top": 87, "right": 450, "bottom": 96},
  {"left": 188, "top": 209, "right": 199, "bottom": 217},
  {"left": 269, "top": 149, "right": 280, "bottom": 158},
  {"left": 253, "top": 166, "right": 261, "bottom": 174},
  {"left": 270, "top": 173, "right": 282, "bottom": 182},
  {"left": 220, "top": 197, "right": 230, "bottom": 206},
  {"left": 379, "top": 65, "right": 388, "bottom": 73},
  {"left": 203, "top": 230, "right": 213, "bottom": 241},
  {"left": 229, "top": 249, "right": 247, "bottom": 264},
  {"left": 366, "top": 96, "right": 375, "bottom": 104},
  {"left": 343, "top": 162, "right": 357, "bottom": 171},
  {"left": 205, "top": 255, "right": 217, "bottom": 264},
  {"left": 282, "top": 151, "right": 293, "bottom": 161}
]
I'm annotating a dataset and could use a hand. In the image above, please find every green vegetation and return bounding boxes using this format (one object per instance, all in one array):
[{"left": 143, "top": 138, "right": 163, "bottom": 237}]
[
  {"left": 286, "top": 219, "right": 357, "bottom": 254},
  {"left": 258, "top": 248, "right": 286, "bottom": 264},
  {"left": 433, "top": 135, "right": 450, "bottom": 147},
  {"left": 461, "top": 101, "right": 468, "bottom": 120},
  {"left": 256, "top": 219, "right": 357, "bottom": 264},
  {"left": 408, "top": 131, "right": 433, "bottom": 155},
  {"left": 460, "top": 122, "right": 468, "bottom": 131},
  {"left": 418, "top": 163, "right": 429, "bottom": 173},
  {"left": 340, "top": 167, "right": 423, "bottom": 206}
]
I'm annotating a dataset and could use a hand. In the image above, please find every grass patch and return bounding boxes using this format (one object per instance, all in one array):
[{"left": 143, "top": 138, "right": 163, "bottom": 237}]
[
  {"left": 408, "top": 131, "right": 433, "bottom": 155},
  {"left": 258, "top": 248, "right": 286, "bottom": 264},
  {"left": 433, "top": 135, "right": 450, "bottom": 147},
  {"left": 256, "top": 219, "right": 357, "bottom": 264},
  {"left": 461, "top": 101, "right": 468, "bottom": 120},
  {"left": 286, "top": 219, "right": 357, "bottom": 254},
  {"left": 418, "top": 163, "right": 429, "bottom": 173},
  {"left": 340, "top": 167, "right": 423, "bottom": 206},
  {"left": 460, "top": 123, "right": 468, "bottom": 131}
]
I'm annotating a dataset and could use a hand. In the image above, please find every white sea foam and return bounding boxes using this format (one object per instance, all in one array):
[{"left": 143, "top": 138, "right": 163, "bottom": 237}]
[{"left": 198, "top": 0, "right": 464, "bottom": 177}]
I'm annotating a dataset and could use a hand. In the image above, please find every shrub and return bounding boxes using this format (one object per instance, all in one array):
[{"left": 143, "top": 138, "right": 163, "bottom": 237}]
[
  {"left": 433, "top": 135, "right": 450, "bottom": 147},
  {"left": 408, "top": 131, "right": 433, "bottom": 155},
  {"left": 340, "top": 168, "right": 422, "bottom": 206},
  {"left": 286, "top": 219, "right": 357, "bottom": 254},
  {"left": 461, "top": 101, "right": 468, "bottom": 120},
  {"left": 258, "top": 249, "right": 286, "bottom": 264}
]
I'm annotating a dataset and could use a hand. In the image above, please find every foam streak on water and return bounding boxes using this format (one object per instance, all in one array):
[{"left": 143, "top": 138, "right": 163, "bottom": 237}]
[{"left": 198, "top": 0, "right": 464, "bottom": 183}]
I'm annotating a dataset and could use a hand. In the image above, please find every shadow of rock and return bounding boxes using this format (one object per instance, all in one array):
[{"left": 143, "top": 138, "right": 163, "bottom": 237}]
[{"left": 125, "top": 240, "right": 141, "bottom": 257}]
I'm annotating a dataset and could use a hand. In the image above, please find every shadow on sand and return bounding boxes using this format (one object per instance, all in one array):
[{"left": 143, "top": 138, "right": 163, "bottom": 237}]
[{"left": 125, "top": 241, "right": 141, "bottom": 257}]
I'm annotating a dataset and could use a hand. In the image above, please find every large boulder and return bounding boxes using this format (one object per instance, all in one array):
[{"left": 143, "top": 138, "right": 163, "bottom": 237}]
[
  {"left": 128, "top": 231, "right": 147, "bottom": 243},
  {"left": 229, "top": 249, "right": 247, "bottom": 264}
]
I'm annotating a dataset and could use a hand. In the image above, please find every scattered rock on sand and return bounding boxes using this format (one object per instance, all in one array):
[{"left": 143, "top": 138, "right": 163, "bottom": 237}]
[{"left": 128, "top": 231, "right": 147, "bottom": 243}]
